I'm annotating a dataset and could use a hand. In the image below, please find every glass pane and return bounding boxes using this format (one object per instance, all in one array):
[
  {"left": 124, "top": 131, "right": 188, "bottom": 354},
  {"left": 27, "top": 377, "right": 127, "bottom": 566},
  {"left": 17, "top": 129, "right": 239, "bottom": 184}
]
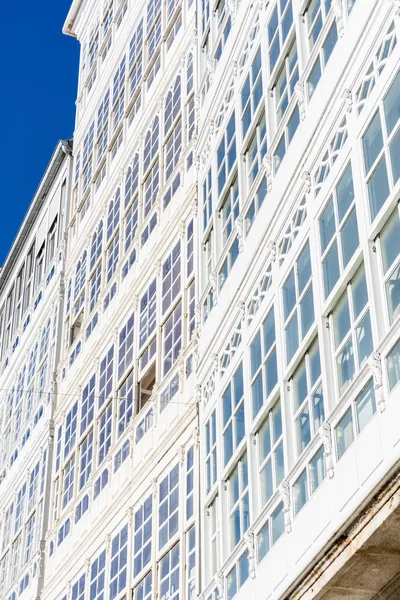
[
  {"left": 356, "top": 312, "right": 373, "bottom": 367},
  {"left": 340, "top": 208, "right": 359, "bottom": 268},
  {"left": 296, "top": 404, "right": 311, "bottom": 454},
  {"left": 311, "top": 384, "right": 325, "bottom": 431},
  {"left": 272, "top": 401, "right": 282, "bottom": 442},
  {"left": 263, "top": 311, "right": 276, "bottom": 352},
  {"left": 336, "top": 163, "right": 354, "bottom": 222},
  {"left": 336, "top": 339, "right": 355, "bottom": 395},
  {"left": 310, "top": 342, "right": 321, "bottom": 386},
  {"left": 386, "top": 265, "right": 400, "bottom": 324},
  {"left": 367, "top": 157, "right": 390, "bottom": 221},
  {"left": 323, "top": 241, "right": 340, "bottom": 297},
  {"left": 224, "top": 426, "right": 233, "bottom": 465},
  {"left": 259, "top": 419, "right": 271, "bottom": 462},
  {"left": 380, "top": 210, "right": 400, "bottom": 274},
  {"left": 307, "top": 58, "right": 321, "bottom": 100},
  {"left": 265, "top": 349, "right": 278, "bottom": 396},
  {"left": 239, "top": 551, "right": 249, "bottom": 586},
  {"left": 293, "top": 470, "right": 308, "bottom": 515},
  {"left": 384, "top": 70, "right": 400, "bottom": 135},
  {"left": 227, "top": 566, "right": 237, "bottom": 600},
  {"left": 309, "top": 446, "right": 326, "bottom": 494},
  {"left": 293, "top": 361, "right": 307, "bottom": 412},
  {"left": 257, "top": 521, "right": 270, "bottom": 562},
  {"left": 288, "top": 106, "right": 300, "bottom": 142},
  {"left": 297, "top": 243, "right": 312, "bottom": 294},
  {"left": 336, "top": 408, "right": 354, "bottom": 459},
  {"left": 333, "top": 293, "right": 350, "bottom": 348},
  {"left": 320, "top": 198, "right": 335, "bottom": 253},
  {"left": 322, "top": 22, "right": 337, "bottom": 63},
  {"left": 389, "top": 127, "right": 400, "bottom": 184},
  {"left": 355, "top": 379, "right": 376, "bottom": 433},
  {"left": 252, "top": 373, "right": 263, "bottom": 419},
  {"left": 271, "top": 503, "right": 285, "bottom": 544},
  {"left": 261, "top": 460, "right": 273, "bottom": 504},
  {"left": 300, "top": 286, "right": 314, "bottom": 337},
  {"left": 275, "top": 442, "right": 285, "bottom": 485},
  {"left": 286, "top": 313, "right": 299, "bottom": 362},
  {"left": 352, "top": 266, "right": 368, "bottom": 319},
  {"left": 235, "top": 403, "right": 245, "bottom": 447},
  {"left": 223, "top": 387, "right": 232, "bottom": 426},
  {"left": 363, "top": 111, "right": 383, "bottom": 173},
  {"left": 250, "top": 333, "right": 262, "bottom": 377},
  {"left": 387, "top": 339, "right": 400, "bottom": 392},
  {"left": 283, "top": 270, "right": 296, "bottom": 319}
]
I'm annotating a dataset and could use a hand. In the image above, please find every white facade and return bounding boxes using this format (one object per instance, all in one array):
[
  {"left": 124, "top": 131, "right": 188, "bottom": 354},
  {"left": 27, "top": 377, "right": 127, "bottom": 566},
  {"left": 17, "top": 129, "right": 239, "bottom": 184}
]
[
  {"left": 0, "top": 142, "right": 73, "bottom": 600},
  {"left": 1, "top": 0, "right": 400, "bottom": 598}
]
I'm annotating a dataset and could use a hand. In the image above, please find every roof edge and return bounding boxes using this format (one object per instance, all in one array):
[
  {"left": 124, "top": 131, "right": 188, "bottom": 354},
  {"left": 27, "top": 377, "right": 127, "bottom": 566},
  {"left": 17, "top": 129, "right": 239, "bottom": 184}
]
[{"left": 63, "top": 0, "right": 84, "bottom": 37}]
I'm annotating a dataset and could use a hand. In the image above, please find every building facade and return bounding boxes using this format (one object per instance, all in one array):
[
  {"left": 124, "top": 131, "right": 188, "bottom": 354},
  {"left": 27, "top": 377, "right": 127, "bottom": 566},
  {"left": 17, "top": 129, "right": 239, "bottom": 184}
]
[
  {"left": 0, "top": 141, "right": 73, "bottom": 600},
  {"left": 1, "top": 0, "right": 400, "bottom": 598}
]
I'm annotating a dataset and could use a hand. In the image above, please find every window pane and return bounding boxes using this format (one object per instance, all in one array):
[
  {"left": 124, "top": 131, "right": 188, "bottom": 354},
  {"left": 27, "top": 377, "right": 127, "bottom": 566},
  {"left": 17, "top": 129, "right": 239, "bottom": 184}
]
[
  {"left": 286, "top": 313, "right": 299, "bottom": 362},
  {"left": 341, "top": 208, "right": 359, "bottom": 267},
  {"left": 320, "top": 199, "right": 335, "bottom": 252},
  {"left": 271, "top": 503, "right": 285, "bottom": 544},
  {"left": 381, "top": 210, "right": 400, "bottom": 273},
  {"left": 323, "top": 241, "right": 339, "bottom": 297},
  {"left": 293, "top": 470, "right": 308, "bottom": 515},
  {"left": 283, "top": 270, "right": 296, "bottom": 319},
  {"left": 352, "top": 266, "right": 368, "bottom": 319},
  {"left": 298, "top": 243, "right": 312, "bottom": 293},
  {"left": 300, "top": 286, "right": 314, "bottom": 337},
  {"left": 384, "top": 70, "right": 400, "bottom": 135},
  {"left": 336, "top": 408, "right": 354, "bottom": 459},
  {"left": 355, "top": 379, "right": 376, "bottom": 433},
  {"left": 333, "top": 293, "right": 350, "bottom": 348},
  {"left": 311, "top": 384, "right": 325, "bottom": 431},
  {"left": 389, "top": 128, "right": 400, "bottom": 184},
  {"left": 309, "top": 446, "right": 326, "bottom": 493},
  {"left": 386, "top": 266, "right": 400, "bottom": 323},
  {"left": 367, "top": 157, "right": 390, "bottom": 220},
  {"left": 252, "top": 373, "right": 263, "bottom": 418},
  {"left": 336, "top": 163, "right": 355, "bottom": 222},
  {"left": 322, "top": 22, "right": 337, "bottom": 63},
  {"left": 293, "top": 362, "right": 307, "bottom": 412},
  {"left": 257, "top": 521, "right": 270, "bottom": 562},
  {"left": 387, "top": 339, "right": 400, "bottom": 391},
  {"left": 296, "top": 405, "right": 311, "bottom": 454},
  {"left": 336, "top": 338, "right": 355, "bottom": 394},
  {"left": 363, "top": 112, "right": 383, "bottom": 172},
  {"left": 355, "top": 312, "right": 373, "bottom": 367}
]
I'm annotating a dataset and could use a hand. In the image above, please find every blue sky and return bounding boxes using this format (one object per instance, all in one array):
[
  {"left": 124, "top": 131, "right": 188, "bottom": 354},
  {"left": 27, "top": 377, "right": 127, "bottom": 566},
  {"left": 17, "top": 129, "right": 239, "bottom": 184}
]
[{"left": 0, "top": 0, "right": 79, "bottom": 265}]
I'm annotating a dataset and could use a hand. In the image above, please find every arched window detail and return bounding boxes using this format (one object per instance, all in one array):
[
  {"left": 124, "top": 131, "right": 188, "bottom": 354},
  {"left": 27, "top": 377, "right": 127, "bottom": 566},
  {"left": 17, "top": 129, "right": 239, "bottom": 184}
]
[{"left": 107, "top": 188, "right": 121, "bottom": 241}]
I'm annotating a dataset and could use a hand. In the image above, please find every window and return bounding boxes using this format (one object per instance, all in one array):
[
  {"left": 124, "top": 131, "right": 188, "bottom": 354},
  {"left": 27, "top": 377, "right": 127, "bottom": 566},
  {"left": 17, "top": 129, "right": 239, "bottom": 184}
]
[
  {"left": 136, "top": 571, "right": 153, "bottom": 600},
  {"left": 82, "top": 121, "right": 95, "bottom": 192},
  {"left": 24, "top": 513, "right": 35, "bottom": 564},
  {"left": 275, "top": 42, "right": 298, "bottom": 125},
  {"left": 267, "top": 0, "right": 293, "bottom": 72},
  {"left": 162, "top": 243, "right": 181, "bottom": 314},
  {"left": 335, "top": 379, "right": 376, "bottom": 459},
  {"left": 89, "top": 264, "right": 102, "bottom": 312},
  {"left": 222, "top": 364, "right": 245, "bottom": 465},
  {"left": 144, "top": 160, "right": 160, "bottom": 217},
  {"left": 98, "top": 402, "right": 113, "bottom": 465},
  {"left": 186, "top": 527, "right": 196, "bottom": 600},
  {"left": 143, "top": 116, "right": 159, "bottom": 174},
  {"left": 250, "top": 309, "right": 278, "bottom": 418},
  {"left": 159, "top": 464, "right": 179, "bottom": 549},
  {"left": 163, "top": 302, "right": 182, "bottom": 375},
  {"left": 165, "top": 119, "right": 182, "bottom": 180},
  {"left": 106, "top": 233, "right": 120, "bottom": 283},
  {"left": 57, "top": 518, "right": 70, "bottom": 546},
  {"left": 246, "top": 114, "right": 268, "bottom": 188},
  {"left": 362, "top": 71, "right": 400, "bottom": 220},
  {"left": 118, "top": 314, "right": 134, "bottom": 379},
  {"left": 63, "top": 457, "right": 75, "bottom": 509},
  {"left": 94, "top": 468, "right": 109, "bottom": 499},
  {"left": 2, "top": 503, "right": 14, "bottom": 552},
  {"left": 15, "top": 484, "right": 26, "bottom": 534},
  {"left": 229, "top": 452, "right": 250, "bottom": 549},
  {"left": 125, "top": 199, "right": 139, "bottom": 252},
  {"left": 28, "top": 462, "right": 39, "bottom": 512},
  {"left": 320, "top": 163, "right": 358, "bottom": 297},
  {"left": 205, "top": 410, "right": 217, "bottom": 494},
  {"left": 165, "top": 76, "right": 181, "bottom": 135},
  {"left": 114, "top": 439, "right": 130, "bottom": 472},
  {"left": 186, "top": 446, "right": 194, "bottom": 520},
  {"left": 202, "top": 168, "right": 212, "bottom": 231},
  {"left": 292, "top": 445, "right": 326, "bottom": 515},
  {"left": 306, "top": 23, "right": 337, "bottom": 100},
  {"left": 90, "top": 550, "right": 106, "bottom": 600},
  {"left": 257, "top": 400, "right": 284, "bottom": 504},
  {"left": 109, "top": 524, "right": 128, "bottom": 599},
  {"left": 241, "top": 48, "right": 263, "bottom": 136},
  {"left": 146, "top": 0, "right": 162, "bottom": 62},
  {"left": 379, "top": 207, "right": 400, "bottom": 324},
  {"left": 139, "top": 280, "right": 157, "bottom": 349},
  {"left": 79, "top": 430, "right": 93, "bottom": 490},
  {"left": 134, "top": 494, "right": 152, "bottom": 577},
  {"left": 107, "top": 189, "right": 121, "bottom": 242},
  {"left": 112, "top": 57, "right": 126, "bottom": 133},
  {"left": 226, "top": 551, "right": 249, "bottom": 600},
  {"left": 72, "top": 574, "right": 85, "bottom": 600},
  {"left": 81, "top": 375, "right": 95, "bottom": 434},
  {"left": 217, "top": 114, "right": 236, "bottom": 196},
  {"left": 220, "top": 178, "right": 239, "bottom": 245},
  {"left": 331, "top": 265, "right": 373, "bottom": 396},
  {"left": 257, "top": 502, "right": 285, "bottom": 561},
  {"left": 97, "top": 90, "right": 110, "bottom": 165},
  {"left": 75, "top": 494, "right": 89, "bottom": 522},
  {"left": 387, "top": 337, "right": 400, "bottom": 391},
  {"left": 282, "top": 241, "right": 314, "bottom": 362},
  {"left": 117, "top": 371, "right": 134, "bottom": 436},
  {"left": 292, "top": 341, "right": 324, "bottom": 455},
  {"left": 99, "top": 345, "right": 114, "bottom": 407},
  {"left": 129, "top": 20, "right": 143, "bottom": 99},
  {"left": 64, "top": 401, "right": 78, "bottom": 458}
]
